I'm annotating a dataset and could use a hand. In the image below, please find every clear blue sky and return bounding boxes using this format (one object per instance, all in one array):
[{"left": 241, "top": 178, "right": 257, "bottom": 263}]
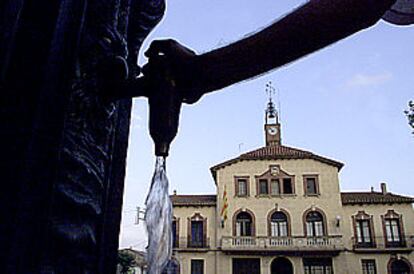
[{"left": 119, "top": 0, "right": 414, "bottom": 249}]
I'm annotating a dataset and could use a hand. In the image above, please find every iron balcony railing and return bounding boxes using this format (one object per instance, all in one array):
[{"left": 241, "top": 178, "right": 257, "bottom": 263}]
[
  {"left": 221, "top": 235, "right": 344, "bottom": 251},
  {"left": 352, "top": 235, "right": 414, "bottom": 251},
  {"left": 173, "top": 237, "right": 210, "bottom": 249}
]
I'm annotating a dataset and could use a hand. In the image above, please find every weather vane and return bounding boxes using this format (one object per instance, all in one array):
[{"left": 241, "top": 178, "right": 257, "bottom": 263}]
[
  {"left": 265, "top": 81, "right": 277, "bottom": 120},
  {"left": 266, "top": 81, "right": 276, "bottom": 102}
]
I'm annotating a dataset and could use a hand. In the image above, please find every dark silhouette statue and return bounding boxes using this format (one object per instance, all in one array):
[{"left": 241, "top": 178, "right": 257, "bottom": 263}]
[{"left": 0, "top": 0, "right": 165, "bottom": 273}]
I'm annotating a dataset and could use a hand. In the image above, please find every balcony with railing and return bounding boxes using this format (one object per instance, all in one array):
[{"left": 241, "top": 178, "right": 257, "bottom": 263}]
[
  {"left": 173, "top": 237, "right": 210, "bottom": 251},
  {"left": 352, "top": 235, "right": 414, "bottom": 253},
  {"left": 220, "top": 235, "right": 344, "bottom": 254}
]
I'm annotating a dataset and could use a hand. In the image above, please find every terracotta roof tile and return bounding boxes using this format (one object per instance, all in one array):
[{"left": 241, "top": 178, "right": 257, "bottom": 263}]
[
  {"left": 341, "top": 192, "right": 414, "bottom": 205},
  {"left": 210, "top": 145, "right": 344, "bottom": 180},
  {"left": 170, "top": 195, "right": 217, "bottom": 206},
  {"left": 241, "top": 145, "right": 313, "bottom": 158}
]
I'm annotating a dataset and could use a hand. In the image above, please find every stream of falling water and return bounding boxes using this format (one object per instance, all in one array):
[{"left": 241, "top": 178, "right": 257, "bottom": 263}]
[{"left": 145, "top": 156, "right": 172, "bottom": 274}]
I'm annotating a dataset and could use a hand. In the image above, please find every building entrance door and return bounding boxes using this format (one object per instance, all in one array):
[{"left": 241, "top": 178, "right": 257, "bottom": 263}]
[
  {"left": 271, "top": 257, "right": 293, "bottom": 274},
  {"left": 390, "top": 259, "right": 411, "bottom": 274},
  {"left": 232, "top": 258, "right": 261, "bottom": 274}
]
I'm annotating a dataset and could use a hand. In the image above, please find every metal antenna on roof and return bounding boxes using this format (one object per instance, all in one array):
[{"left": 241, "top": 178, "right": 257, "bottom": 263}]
[{"left": 238, "top": 143, "right": 244, "bottom": 153}]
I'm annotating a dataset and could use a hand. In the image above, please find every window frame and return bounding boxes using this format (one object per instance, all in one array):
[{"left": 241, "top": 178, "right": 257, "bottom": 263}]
[
  {"left": 236, "top": 214, "right": 252, "bottom": 236},
  {"left": 303, "top": 175, "right": 320, "bottom": 196},
  {"left": 234, "top": 176, "right": 250, "bottom": 197},
  {"left": 172, "top": 216, "right": 180, "bottom": 248},
  {"left": 190, "top": 259, "right": 204, "bottom": 274},
  {"left": 268, "top": 209, "right": 291, "bottom": 237},
  {"left": 282, "top": 178, "right": 294, "bottom": 194},
  {"left": 303, "top": 258, "right": 334, "bottom": 274},
  {"left": 356, "top": 220, "right": 372, "bottom": 243},
  {"left": 258, "top": 179, "right": 269, "bottom": 195},
  {"left": 187, "top": 213, "right": 207, "bottom": 248},
  {"left": 361, "top": 259, "right": 377, "bottom": 274},
  {"left": 270, "top": 178, "right": 280, "bottom": 195},
  {"left": 255, "top": 165, "right": 295, "bottom": 197},
  {"left": 233, "top": 209, "right": 256, "bottom": 237},
  {"left": 303, "top": 209, "right": 327, "bottom": 237},
  {"left": 352, "top": 211, "right": 376, "bottom": 248},
  {"left": 381, "top": 210, "right": 406, "bottom": 248}
]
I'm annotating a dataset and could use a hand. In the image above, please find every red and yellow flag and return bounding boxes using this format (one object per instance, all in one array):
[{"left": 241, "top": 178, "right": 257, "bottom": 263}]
[{"left": 220, "top": 185, "right": 228, "bottom": 227}]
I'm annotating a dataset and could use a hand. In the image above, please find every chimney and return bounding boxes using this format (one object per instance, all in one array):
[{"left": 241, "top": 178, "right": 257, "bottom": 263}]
[
  {"left": 173, "top": 189, "right": 177, "bottom": 195},
  {"left": 380, "top": 182, "right": 387, "bottom": 195},
  {"left": 370, "top": 186, "right": 374, "bottom": 192}
]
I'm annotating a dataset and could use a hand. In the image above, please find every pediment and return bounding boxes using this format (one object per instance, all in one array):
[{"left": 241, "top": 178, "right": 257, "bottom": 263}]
[{"left": 255, "top": 165, "right": 292, "bottom": 179}]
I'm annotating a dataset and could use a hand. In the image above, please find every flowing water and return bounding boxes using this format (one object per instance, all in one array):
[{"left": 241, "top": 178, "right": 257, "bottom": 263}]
[{"left": 145, "top": 156, "right": 172, "bottom": 274}]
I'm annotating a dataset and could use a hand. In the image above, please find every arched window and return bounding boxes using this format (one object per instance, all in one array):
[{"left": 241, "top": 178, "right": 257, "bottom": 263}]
[
  {"left": 305, "top": 211, "right": 325, "bottom": 237},
  {"left": 388, "top": 258, "right": 413, "bottom": 274},
  {"left": 270, "top": 211, "right": 288, "bottom": 237},
  {"left": 235, "top": 212, "right": 254, "bottom": 236}
]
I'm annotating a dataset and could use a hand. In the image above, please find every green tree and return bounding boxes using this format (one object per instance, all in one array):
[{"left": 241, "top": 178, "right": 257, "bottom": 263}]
[
  {"left": 405, "top": 100, "right": 414, "bottom": 136},
  {"left": 118, "top": 250, "right": 135, "bottom": 274}
]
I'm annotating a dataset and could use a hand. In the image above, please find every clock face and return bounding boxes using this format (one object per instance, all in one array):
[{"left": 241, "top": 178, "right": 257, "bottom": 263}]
[{"left": 268, "top": 127, "right": 278, "bottom": 135}]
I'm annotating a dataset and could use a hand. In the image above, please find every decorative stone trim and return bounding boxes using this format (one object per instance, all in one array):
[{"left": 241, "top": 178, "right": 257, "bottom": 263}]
[
  {"left": 267, "top": 208, "right": 291, "bottom": 236},
  {"left": 232, "top": 208, "right": 256, "bottom": 236},
  {"left": 234, "top": 176, "right": 250, "bottom": 197},
  {"left": 187, "top": 213, "right": 207, "bottom": 247},
  {"left": 381, "top": 209, "right": 406, "bottom": 248},
  {"left": 303, "top": 174, "right": 320, "bottom": 196},
  {"left": 351, "top": 211, "right": 376, "bottom": 247},
  {"left": 302, "top": 207, "right": 328, "bottom": 236}
]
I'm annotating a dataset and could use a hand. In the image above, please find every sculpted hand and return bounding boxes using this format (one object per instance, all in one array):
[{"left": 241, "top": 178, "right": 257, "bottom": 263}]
[{"left": 143, "top": 39, "right": 206, "bottom": 104}]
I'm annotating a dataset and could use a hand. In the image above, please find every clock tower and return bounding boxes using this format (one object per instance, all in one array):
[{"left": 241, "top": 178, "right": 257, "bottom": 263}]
[{"left": 264, "top": 83, "right": 281, "bottom": 146}]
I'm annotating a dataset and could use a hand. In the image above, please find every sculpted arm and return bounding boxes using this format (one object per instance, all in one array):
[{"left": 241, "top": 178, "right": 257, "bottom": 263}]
[{"left": 144, "top": 0, "right": 397, "bottom": 103}]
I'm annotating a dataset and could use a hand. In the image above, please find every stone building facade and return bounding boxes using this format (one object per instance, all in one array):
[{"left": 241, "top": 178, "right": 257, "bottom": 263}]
[{"left": 170, "top": 99, "right": 414, "bottom": 274}]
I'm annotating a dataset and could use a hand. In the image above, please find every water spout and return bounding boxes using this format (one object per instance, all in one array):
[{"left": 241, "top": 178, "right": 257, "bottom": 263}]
[{"left": 145, "top": 156, "right": 172, "bottom": 274}]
